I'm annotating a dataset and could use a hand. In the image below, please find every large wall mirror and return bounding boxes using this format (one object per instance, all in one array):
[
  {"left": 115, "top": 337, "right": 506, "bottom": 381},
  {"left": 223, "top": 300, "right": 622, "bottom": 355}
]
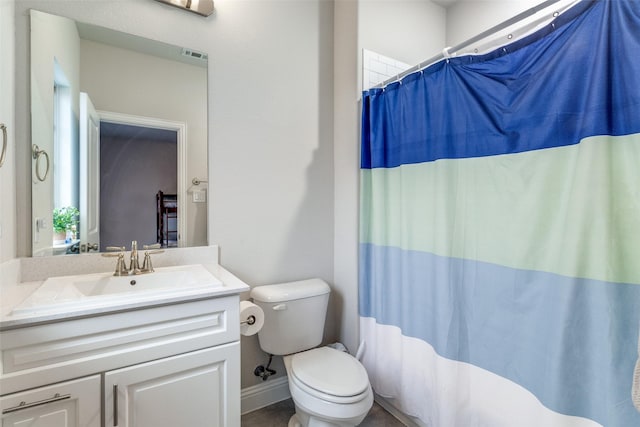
[{"left": 30, "top": 10, "right": 209, "bottom": 256}]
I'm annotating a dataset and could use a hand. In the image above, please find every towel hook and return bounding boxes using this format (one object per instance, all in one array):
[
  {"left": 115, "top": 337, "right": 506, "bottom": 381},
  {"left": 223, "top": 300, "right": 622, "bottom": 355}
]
[
  {"left": 32, "top": 144, "right": 50, "bottom": 182},
  {"left": 0, "top": 123, "right": 7, "bottom": 168}
]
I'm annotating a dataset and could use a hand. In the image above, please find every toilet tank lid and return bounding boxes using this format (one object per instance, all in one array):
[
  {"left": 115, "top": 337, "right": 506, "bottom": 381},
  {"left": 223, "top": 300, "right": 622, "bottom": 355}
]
[{"left": 250, "top": 279, "right": 330, "bottom": 303}]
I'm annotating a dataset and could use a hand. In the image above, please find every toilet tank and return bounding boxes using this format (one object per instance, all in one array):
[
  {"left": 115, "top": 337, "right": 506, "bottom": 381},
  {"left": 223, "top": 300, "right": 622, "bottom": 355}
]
[{"left": 250, "top": 279, "right": 330, "bottom": 356}]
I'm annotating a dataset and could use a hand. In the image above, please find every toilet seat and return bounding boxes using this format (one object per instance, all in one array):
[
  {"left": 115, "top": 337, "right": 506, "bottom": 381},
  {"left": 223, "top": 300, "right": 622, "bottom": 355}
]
[{"left": 290, "top": 347, "right": 369, "bottom": 404}]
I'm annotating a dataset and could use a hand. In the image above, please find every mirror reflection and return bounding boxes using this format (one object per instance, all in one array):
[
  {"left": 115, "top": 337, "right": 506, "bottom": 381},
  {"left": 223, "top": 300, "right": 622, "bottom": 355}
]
[{"left": 30, "top": 10, "right": 209, "bottom": 256}]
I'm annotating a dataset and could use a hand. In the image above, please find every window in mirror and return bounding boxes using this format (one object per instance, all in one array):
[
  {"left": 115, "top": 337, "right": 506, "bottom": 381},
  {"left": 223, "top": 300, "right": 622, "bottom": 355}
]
[{"left": 53, "top": 61, "right": 80, "bottom": 250}]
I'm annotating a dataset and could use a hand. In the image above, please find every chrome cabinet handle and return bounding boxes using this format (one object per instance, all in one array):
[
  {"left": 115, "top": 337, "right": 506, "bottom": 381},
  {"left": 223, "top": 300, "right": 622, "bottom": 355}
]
[
  {"left": 0, "top": 123, "right": 7, "bottom": 168},
  {"left": 32, "top": 144, "right": 50, "bottom": 182},
  {"left": 113, "top": 384, "right": 119, "bottom": 426},
  {"left": 2, "top": 393, "right": 71, "bottom": 414}
]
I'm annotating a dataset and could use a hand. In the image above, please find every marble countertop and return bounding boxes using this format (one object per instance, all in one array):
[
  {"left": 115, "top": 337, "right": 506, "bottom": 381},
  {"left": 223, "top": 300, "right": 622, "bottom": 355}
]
[{"left": 0, "top": 246, "right": 249, "bottom": 330}]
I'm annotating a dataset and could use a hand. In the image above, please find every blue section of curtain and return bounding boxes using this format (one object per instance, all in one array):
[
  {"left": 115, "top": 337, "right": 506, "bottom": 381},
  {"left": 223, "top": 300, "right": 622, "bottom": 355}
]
[
  {"left": 361, "top": 0, "right": 640, "bottom": 169},
  {"left": 360, "top": 243, "right": 640, "bottom": 425}
]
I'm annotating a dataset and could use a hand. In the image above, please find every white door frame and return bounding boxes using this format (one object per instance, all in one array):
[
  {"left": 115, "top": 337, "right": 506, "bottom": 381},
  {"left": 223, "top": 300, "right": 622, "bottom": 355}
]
[
  {"left": 98, "top": 111, "right": 187, "bottom": 248},
  {"left": 80, "top": 93, "right": 101, "bottom": 252}
]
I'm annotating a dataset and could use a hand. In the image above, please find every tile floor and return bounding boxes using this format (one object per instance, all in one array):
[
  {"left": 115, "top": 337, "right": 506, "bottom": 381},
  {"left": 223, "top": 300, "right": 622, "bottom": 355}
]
[{"left": 241, "top": 398, "right": 405, "bottom": 426}]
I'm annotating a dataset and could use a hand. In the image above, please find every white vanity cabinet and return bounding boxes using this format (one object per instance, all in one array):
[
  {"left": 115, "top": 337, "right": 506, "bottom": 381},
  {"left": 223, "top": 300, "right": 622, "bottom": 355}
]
[
  {"left": 0, "top": 294, "right": 242, "bottom": 427},
  {"left": 0, "top": 375, "right": 101, "bottom": 427}
]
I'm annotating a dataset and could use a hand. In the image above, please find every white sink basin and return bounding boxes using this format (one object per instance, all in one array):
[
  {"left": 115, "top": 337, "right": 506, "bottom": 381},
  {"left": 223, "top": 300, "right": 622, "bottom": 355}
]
[{"left": 11, "top": 264, "right": 223, "bottom": 317}]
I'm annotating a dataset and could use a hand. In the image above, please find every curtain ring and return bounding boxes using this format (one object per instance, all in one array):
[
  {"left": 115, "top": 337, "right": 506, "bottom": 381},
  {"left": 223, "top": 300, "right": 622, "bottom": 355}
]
[
  {"left": 32, "top": 144, "right": 50, "bottom": 182},
  {"left": 0, "top": 123, "right": 7, "bottom": 168},
  {"left": 442, "top": 46, "right": 452, "bottom": 63}
]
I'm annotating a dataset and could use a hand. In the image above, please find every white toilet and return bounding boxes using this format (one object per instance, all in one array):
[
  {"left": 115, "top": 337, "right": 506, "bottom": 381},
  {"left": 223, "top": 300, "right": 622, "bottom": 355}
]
[{"left": 250, "top": 279, "right": 373, "bottom": 427}]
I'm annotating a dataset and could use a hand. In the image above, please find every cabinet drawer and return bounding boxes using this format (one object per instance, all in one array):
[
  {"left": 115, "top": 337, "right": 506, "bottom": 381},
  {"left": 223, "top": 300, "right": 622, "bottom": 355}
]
[
  {"left": 1, "top": 375, "right": 101, "bottom": 427},
  {"left": 0, "top": 296, "right": 239, "bottom": 395}
]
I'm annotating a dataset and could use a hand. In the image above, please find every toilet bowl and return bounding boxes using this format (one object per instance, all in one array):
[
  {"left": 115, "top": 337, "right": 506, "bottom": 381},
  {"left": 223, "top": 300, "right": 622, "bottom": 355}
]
[
  {"left": 250, "top": 279, "right": 374, "bottom": 427},
  {"left": 284, "top": 347, "right": 373, "bottom": 427}
]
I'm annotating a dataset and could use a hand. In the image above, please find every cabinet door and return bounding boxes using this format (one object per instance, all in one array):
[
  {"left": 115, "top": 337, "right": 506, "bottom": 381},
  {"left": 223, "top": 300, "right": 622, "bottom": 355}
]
[
  {"left": 1, "top": 375, "right": 100, "bottom": 427},
  {"left": 105, "top": 342, "right": 240, "bottom": 427}
]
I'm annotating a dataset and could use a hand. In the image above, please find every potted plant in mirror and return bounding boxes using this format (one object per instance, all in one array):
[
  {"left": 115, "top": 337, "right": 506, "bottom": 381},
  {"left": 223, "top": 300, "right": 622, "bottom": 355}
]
[{"left": 53, "top": 206, "right": 79, "bottom": 243}]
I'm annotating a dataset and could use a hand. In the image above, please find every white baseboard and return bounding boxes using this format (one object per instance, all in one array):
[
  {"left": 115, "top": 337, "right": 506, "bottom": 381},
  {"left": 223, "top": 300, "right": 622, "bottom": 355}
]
[
  {"left": 241, "top": 376, "right": 291, "bottom": 415},
  {"left": 374, "top": 394, "right": 428, "bottom": 427}
]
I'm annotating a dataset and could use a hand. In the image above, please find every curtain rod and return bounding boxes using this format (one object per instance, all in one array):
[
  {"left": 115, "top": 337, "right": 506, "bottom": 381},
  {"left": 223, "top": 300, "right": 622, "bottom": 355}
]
[{"left": 373, "top": 0, "right": 566, "bottom": 89}]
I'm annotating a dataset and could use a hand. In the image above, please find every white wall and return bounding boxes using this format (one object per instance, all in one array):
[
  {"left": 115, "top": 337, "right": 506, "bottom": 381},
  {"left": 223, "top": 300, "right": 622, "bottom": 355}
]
[
  {"left": 446, "top": 0, "right": 570, "bottom": 48},
  {"left": 206, "top": 0, "right": 335, "bottom": 387},
  {"left": 0, "top": 0, "right": 16, "bottom": 264},
  {"left": 358, "top": 0, "right": 446, "bottom": 67},
  {"left": 333, "top": 0, "right": 360, "bottom": 359},
  {"left": 80, "top": 40, "right": 208, "bottom": 247},
  {"left": 15, "top": 0, "right": 334, "bottom": 389}
]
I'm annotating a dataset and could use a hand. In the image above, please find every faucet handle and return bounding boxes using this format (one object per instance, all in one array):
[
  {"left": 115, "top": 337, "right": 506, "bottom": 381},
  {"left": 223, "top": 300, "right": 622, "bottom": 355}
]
[
  {"left": 143, "top": 243, "right": 162, "bottom": 250},
  {"left": 105, "top": 245, "right": 126, "bottom": 252},
  {"left": 102, "top": 252, "right": 129, "bottom": 276},
  {"left": 141, "top": 249, "right": 164, "bottom": 273},
  {"left": 114, "top": 253, "right": 129, "bottom": 276},
  {"left": 101, "top": 252, "right": 121, "bottom": 257}
]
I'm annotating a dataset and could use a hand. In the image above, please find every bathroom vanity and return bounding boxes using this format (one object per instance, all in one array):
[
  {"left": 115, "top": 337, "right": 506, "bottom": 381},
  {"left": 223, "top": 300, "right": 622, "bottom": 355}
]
[{"left": 0, "top": 246, "right": 248, "bottom": 427}]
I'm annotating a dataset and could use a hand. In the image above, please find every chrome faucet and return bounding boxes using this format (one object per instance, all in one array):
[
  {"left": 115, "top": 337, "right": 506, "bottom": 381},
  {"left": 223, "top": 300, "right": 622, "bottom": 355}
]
[{"left": 102, "top": 241, "right": 164, "bottom": 276}]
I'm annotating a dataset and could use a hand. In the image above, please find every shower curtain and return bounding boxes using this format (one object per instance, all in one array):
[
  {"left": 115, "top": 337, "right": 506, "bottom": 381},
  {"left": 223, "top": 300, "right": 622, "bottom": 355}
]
[{"left": 359, "top": 1, "right": 640, "bottom": 426}]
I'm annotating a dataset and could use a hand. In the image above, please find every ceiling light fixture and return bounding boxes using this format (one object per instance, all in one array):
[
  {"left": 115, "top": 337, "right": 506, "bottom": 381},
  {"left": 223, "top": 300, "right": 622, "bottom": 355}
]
[{"left": 154, "top": 0, "right": 214, "bottom": 17}]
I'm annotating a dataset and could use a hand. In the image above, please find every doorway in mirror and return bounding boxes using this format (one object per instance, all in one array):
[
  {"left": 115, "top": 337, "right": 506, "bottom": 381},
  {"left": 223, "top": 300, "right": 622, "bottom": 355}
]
[{"left": 100, "top": 121, "right": 178, "bottom": 251}]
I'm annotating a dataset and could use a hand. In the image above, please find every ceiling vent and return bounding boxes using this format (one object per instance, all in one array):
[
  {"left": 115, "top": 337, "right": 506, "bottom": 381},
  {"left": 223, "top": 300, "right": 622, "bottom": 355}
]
[{"left": 181, "top": 48, "right": 208, "bottom": 62}]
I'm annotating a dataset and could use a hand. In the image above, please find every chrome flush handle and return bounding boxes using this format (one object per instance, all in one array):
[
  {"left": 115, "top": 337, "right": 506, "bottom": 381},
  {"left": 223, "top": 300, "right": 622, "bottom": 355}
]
[{"left": 0, "top": 123, "right": 7, "bottom": 168}]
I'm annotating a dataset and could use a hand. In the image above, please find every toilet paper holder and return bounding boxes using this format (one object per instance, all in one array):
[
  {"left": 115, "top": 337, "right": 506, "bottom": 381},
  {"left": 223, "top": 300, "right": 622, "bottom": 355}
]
[
  {"left": 241, "top": 315, "right": 256, "bottom": 326},
  {"left": 239, "top": 300, "right": 263, "bottom": 337}
]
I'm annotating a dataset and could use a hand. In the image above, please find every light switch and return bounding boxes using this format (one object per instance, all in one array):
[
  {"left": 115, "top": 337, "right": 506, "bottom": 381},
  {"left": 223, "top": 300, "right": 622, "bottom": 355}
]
[
  {"left": 36, "top": 217, "right": 48, "bottom": 231},
  {"left": 192, "top": 190, "right": 207, "bottom": 203},
  {"left": 34, "top": 217, "right": 47, "bottom": 243}
]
